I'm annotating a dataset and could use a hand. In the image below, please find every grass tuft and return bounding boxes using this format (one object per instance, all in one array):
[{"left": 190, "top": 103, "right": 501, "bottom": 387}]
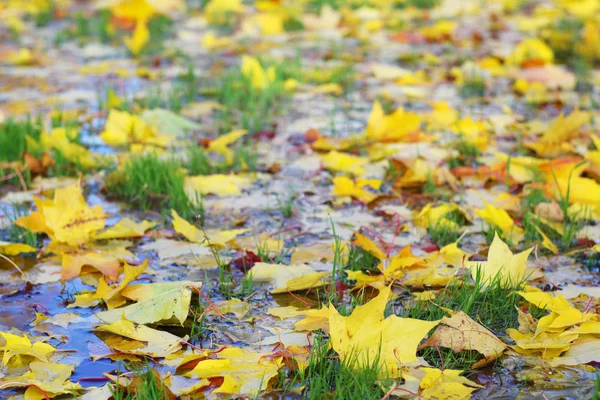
[
  {"left": 282, "top": 333, "right": 388, "bottom": 399},
  {"left": 105, "top": 153, "right": 196, "bottom": 219}
]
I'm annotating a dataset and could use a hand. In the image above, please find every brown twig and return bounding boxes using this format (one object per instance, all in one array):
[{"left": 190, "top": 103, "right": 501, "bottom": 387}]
[{"left": 0, "top": 253, "right": 24, "bottom": 276}]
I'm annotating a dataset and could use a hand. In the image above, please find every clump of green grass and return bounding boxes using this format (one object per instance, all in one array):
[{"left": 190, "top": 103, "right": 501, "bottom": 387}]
[
  {"left": 0, "top": 117, "right": 42, "bottom": 163},
  {"left": 281, "top": 333, "right": 389, "bottom": 399},
  {"left": 346, "top": 245, "right": 380, "bottom": 273},
  {"left": 402, "top": 268, "right": 545, "bottom": 371},
  {"left": 55, "top": 10, "right": 112, "bottom": 46},
  {"left": 403, "top": 0, "right": 441, "bottom": 9},
  {"left": 276, "top": 193, "right": 295, "bottom": 218},
  {"left": 460, "top": 77, "right": 486, "bottom": 98},
  {"left": 403, "top": 267, "right": 543, "bottom": 336},
  {"left": 110, "top": 363, "right": 172, "bottom": 400},
  {"left": 186, "top": 145, "right": 258, "bottom": 176},
  {"left": 447, "top": 138, "right": 481, "bottom": 168},
  {"left": 136, "top": 84, "right": 188, "bottom": 112},
  {"left": 105, "top": 153, "right": 197, "bottom": 219},
  {"left": 427, "top": 211, "right": 466, "bottom": 247},
  {"left": 212, "top": 64, "right": 288, "bottom": 134},
  {"left": 593, "top": 372, "right": 600, "bottom": 400}
]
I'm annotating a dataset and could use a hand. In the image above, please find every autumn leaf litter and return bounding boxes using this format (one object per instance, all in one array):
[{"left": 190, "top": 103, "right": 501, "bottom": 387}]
[{"left": 2, "top": 0, "right": 600, "bottom": 399}]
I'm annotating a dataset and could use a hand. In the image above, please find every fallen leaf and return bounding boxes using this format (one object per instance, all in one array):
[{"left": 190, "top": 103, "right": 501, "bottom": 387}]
[{"left": 420, "top": 311, "right": 506, "bottom": 368}]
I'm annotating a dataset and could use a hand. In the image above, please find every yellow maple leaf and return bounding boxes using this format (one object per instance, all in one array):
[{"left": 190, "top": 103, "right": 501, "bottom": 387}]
[
  {"left": 506, "top": 329, "right": 577, "bottom": 359},
  {"left": 61, "top": 251, "right": 121, "bottom": 280},
  {"left": 171, "top": 209, "right": 247, "bottom": 247},
  {"left": 475, "top": 200, "right": 524, "bottom": 243},
  {"left": 96, "top": 280, "right": 201, "bottom": 324},
  {"left": 124, "top": 20, "right": 150, "bottom": 55},
  {"left": 241, "top": 55, "right": 276, "bottom": 89},
  {"left": 418, "top": 367, "right": 483, "bottom": 399},
  {"left": 107, "top": 0, "right": 156, "bottom": 21},
  {"left": 348, "top": 233, "right": 427, "bottom": 289},
  {"left": 525, "top": 111, "right": 591, "bottom": 157},
  {"left": 321, "top": 150, "right": 369, "bottom": 176},
  {"left": 466, "top": 233, "right": 533, "bottom": 288},
  {"left": 38, "top": 128, "right": 96, "bottom": 168},
  {"left": 204, "top": 0, "right": 243, "bottom": 19},
  {"left": 331, "top": 176, "right": 381, "bottom": 203},
  {"left": 95, "top": 217, "right": 156, "bottom": 240},
  {"left": 184, "top": 346, "right": 281, "bottom": 396},
  {"left": 0, "top": 360, "right": 82, "bottom": 398},
  {"left": 517, "top": 291, "right": 591, "bottom": 332},
  {"left": 294, "top": 306, "right": 332, "bottom": 333},
  {"left": 95, "top": 317, "right": 183, "bottom": 357},
  {"left": 250, "top": 262, "right": 330, "bottom": 293},
  {"left": 0, "top": 332, "right": 55, "bottom": 366},
  {"left": 206, "top": 129, "right": 248, "bottom": 164},
  {"left": 328, "top": 286, "right": 439, "bottom": 377},
  {"left": 508, "top": 38, "right": 554, "bottom": 66},
  {"left": 184, "top": 174, "right": 253, "bottom": 198},
  {"left": 101, "top": 109, "right": 171, "bottom": 148},
  {"left": 16, "top": 183, "right": 106, "bottom": 246},
  {"left": 414, "top": 203, "right": 460, "bottom": 229},
  {"left": 95, "top": 260, "right": 149, "bottom": 309},
  {"left": 365, "top": 100, "right": 422, "bottom": 142},
  {"left": 0, "top": 241, "right": 36, "bottom": 255}
]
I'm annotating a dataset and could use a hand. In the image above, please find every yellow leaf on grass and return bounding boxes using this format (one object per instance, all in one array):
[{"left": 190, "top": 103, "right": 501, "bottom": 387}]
[
  {"left": 294, "top": 306, "right": 332, "bottom": 333},
  {"left": 517, "top": 291, "right": 590, "bottom": 331},
  {"left": 204, "top": 0, "right": 243, "bottom": 19},
  {"left": 419, "top": 367, "right": 482, "bottom": 400},
  {"left": 533, "top": 224, "right": 558, "bottom": 254},
  {"left": 332, "top": 176, "right": 381, "bottom": 203},
  {"left": 124, "top": 20, "right": 150, "bottom": 55},
  {"left": 171, "top": 209, "right": 247, "bottom": 247},
  {"left": 475, "top": 200, "right": 524, "bottom": 243},
  {"left": 506, "top": 329, "right": 577, "bottom": 358},
  {"left": 241, "top": 55, "right": 275, "bottom": 89},
  {"left": 184, "top": 346, "right": 281, "bottom": 397},
  {"left": 185, "top": 174, "right": 252, "bottom": 198},
  {"left": 16, "top": 183, "right": 106, "bottom": 246},
  {"left": 0, "top": 241, "right": 36, "bottom": 255},
  {"left": 101, "top": 109, "right": 169, "bottom": 147},
  {"left": 206, "top": 129, "right": 248, "bottom": 163},
  {"left": 352, "top": 232, "right": 386, "bottom": 264},
  {"left": 107, "top": 0, "right": 156, "bottom": 21},
  {"left": 95, "top": 218, "right": 156, "bottom": 240},
  {"left": 414, "top": 203, "right": 460, "bottom": 229},
  {"left": 251, "top": 262, "right": 330, "bottom": 293},
  {"left": 0, "top": 332, "right": 55, "bottom": 366},
  {"left": 328, "top": 286, "right": 439, "bottom": 377},
  {"left": 465, "top": 233, "right": 533, "bottom": 288},
  {"left": 365, "top": 101, "right": 422, "bottom": 143},
  {"left": 39, "top": 128, "right": 96, "bottom": 168},
  {"left": 426, "top": 101, "right": 459, "bottom": 130},
  {"left": 96, "top": 281, "right": 201, "bottom": 325},
  {"left": 95, "top": 260, "right": 149, "bottom": 309},
  {"left": 525, "top": 111, "right": 591, "bottom": 157},
  {"left": 322, "top": 150, "right": 369, "bottom": 176},
  {"left": 0, "top": 360, "right": 82, "bottom": 398},
  {"left": 508, "top": 38, "right": 554, "bottom": 66},
  {"left": 420, "top": 311, "right": 506, "bottom": 368},
  {"left": 95, "top": 317, "right": 183, "bottom": 357}
]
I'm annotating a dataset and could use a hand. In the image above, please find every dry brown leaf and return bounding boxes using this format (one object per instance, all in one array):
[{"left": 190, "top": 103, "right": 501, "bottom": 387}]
[{"left": 419, "top": 311, "right": 506, "bottom": 368}]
